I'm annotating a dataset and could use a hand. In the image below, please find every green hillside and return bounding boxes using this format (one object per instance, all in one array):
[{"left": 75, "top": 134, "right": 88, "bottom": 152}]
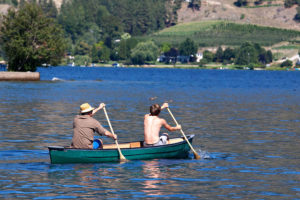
[{"left": 148, "top": 21, "right": 300, "bottom": 47}]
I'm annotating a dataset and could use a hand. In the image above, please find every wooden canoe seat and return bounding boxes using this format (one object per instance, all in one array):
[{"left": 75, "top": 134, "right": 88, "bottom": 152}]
[
  {"left": 103, "top": 142, "right": 141, "bottom": 149},
  {"left": 130, "top": 142, "right": 141, "bottom": 148},
  {"left": 169, "top": 138, "right": 184, "bottom": 144},
  {"left": 103, "top": 143, "right": 130, "bottom": 149}
]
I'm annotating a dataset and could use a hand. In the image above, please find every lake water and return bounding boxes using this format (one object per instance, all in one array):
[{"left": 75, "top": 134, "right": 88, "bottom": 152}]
[{"left": 0, "top": 66, "right": 300, "bottom": 199}]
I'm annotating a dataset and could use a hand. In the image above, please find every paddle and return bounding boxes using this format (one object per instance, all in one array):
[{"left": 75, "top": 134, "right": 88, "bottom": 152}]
[
  {"left": 166, "top": 107, "right": 201, "bottom": 160},
  {"left": 103, "top": 106, "right": 127, "bottom": 162}
]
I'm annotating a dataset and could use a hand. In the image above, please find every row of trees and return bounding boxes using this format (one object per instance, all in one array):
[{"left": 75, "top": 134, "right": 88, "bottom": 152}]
[
  {"left": 1, "top": 0, "right": 199, "bottom": 70},
  {"left": 234, "top": 0, "right": 300, "bottom": 22},
  {"left": 234, "top": 0, "right": 273, "bottom": 7},
  {"left": 200, "top": 42, "right": 273, "bottom": 68},
  {"left": 284, "top": 0, "right": 300, "bottom": 21},
  {"left": 0, "top": 3, "right": 275, "bottom": 71},
  {"left": 0, "top": 2, "right": 199, "bottom": 69},
  {"left": 0, "top": 1, "right": 285, "bottom": 71}
]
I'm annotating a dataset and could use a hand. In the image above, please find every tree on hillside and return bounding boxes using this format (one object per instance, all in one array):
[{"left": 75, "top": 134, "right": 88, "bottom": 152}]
[
  {"left": 100, "top": 15, "right": 123, "bottom": 39},
  {"left": 284, "top": 0, "right": 300, "bottom": 8},
  {"left": 234, "top": 0, "right": 249, "bottom": 7},
  {"left": 179, "top": 38, "right": 197, "bottom": 57},
  {"left": 222, "top": 47, "right": 236, "bottom": 64},
  {"left": 234, "top": 42, "right": 272, "bottom": 66},
  {"left": 254, "top": 0, "right": 263, "bottom": 5},
  {"left": 280, "top": 59, "right": 293, "bottom": 67},
  {"left": 284, "top": 0, "right": 300, "bottom": 22},
  {"left": 214, "top": 46, "right": 223, "bottom": 63},
  {"left": 130, "top": 41, "right": 159, "bottom": 65},
  {"left": 0, "top": 3, "right": 66, "bottom": 71},
  {"left": 118, "top": 37, "right": 138, "bottom": 60},
  {"left": 39, "top": 0, "right": 58, "bottom": 18},
  {"left": 75, "top": 41, "right": 91, "bottom": 55},
  {"left": 161, "top": 42, "right": 171, "bottom": 54},
  {"left": 164, "top": 47, "right": 178, "bottom": 64},
  {"left": 203, "top": 50, "right": 214, "bottom": 63},
  {"left": 0, "top": 0, "right": 18, "bottom": 6},
  {"left": 100, "top": 0, "right": 167, "bottom": 35},
  {"left": 235, "top": 42, "right": 259, "bottom": 65},
  {"left": 295, "top": 6, "right": 300, "bottom": 22},
  {"left": 188, "top": 0, "right": 201, "bottom": 11}
]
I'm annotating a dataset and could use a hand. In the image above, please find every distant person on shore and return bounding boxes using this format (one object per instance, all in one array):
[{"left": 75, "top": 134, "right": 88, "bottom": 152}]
[
  {"left": 144, "top": 103, "right": 181, "bottom": 147},
  {"left": 71, "top": 103, "right": 117, "bottom": 149}
]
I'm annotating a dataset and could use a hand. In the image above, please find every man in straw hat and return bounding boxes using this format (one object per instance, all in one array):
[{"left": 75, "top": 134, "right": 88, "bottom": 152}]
[{"left": 71, "top": 103, "right": 117, "bottom": 149}]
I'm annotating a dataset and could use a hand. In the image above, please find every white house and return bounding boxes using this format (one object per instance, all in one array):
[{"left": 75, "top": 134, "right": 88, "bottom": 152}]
[{"left": 196, "top": 52, "right": 203, "bottom": 62}]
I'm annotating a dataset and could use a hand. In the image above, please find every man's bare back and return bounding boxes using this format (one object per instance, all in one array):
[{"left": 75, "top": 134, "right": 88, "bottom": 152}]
[
  {"left": 144, "top": 103, "right": 181, "bottom": 145},
  {"left": 144, "top": 114, "right": 165, "bottom": 144}
]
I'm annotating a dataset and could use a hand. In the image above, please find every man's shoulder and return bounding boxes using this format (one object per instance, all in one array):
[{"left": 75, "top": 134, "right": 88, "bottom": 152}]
[
  {"left": 159, "top": 117, "right": 167, "bottom": 123},
  {"left": 74, "top": 115, "right": 98, "bottom": 122},
  {"left": 74, "top": 115, "right": 81, "bottom": 120},
  {"left": 74, "top": 115, "right": 89, "bottom": 119}
]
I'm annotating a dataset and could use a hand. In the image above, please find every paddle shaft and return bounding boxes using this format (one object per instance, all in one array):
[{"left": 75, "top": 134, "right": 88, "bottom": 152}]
[
  {"left": 103, "top": 107, "right": 126, "bottom": 161},
  {"left": 166, "top": 107, "right": 200, "bottom": 159}
]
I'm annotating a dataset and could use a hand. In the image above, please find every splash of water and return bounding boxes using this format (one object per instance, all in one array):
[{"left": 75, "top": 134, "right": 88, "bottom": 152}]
[
  {"left": 198, "top": 149, "right": 213, "bottom": 159},
  {"left": 51, "top": 77, "right": 64, "bottom": 81}
]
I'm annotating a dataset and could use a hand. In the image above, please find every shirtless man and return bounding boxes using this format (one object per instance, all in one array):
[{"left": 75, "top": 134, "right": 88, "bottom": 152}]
[{"left": 144, "top": 103, "right": 181, "bottom": 147}]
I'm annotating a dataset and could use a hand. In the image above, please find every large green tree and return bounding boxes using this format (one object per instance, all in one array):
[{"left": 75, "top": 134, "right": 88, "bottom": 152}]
[
  {"left": 0, "top": 3, "right": 66, "bottom": 71},
  {"left": 234, "top": 42, "right": 272, "bottom": 65},
  {"left": 118, "top": 37, "right": 138, "bottom": 60},
  {"left": 214, "top": 46, "right": 223, "bottom": 63},
  {"left": 235, "top": 42, "right": 259, "bottom": 65},
  {"left": 179, "top": 38, "right": 197, "bottom": 57},
  {"left": 130, "top": 41, "right": 158, "bottom": 65}
]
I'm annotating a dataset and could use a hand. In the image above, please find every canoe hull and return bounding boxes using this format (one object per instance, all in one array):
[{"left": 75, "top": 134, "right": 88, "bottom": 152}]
[{"left": 48, "top": 135, "right": 194, "bottom": 164}]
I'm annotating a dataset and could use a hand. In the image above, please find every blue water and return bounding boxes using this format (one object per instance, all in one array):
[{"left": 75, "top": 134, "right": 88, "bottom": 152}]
[{"left": 1, "top": 66, "right": 300, "bottom": 199}]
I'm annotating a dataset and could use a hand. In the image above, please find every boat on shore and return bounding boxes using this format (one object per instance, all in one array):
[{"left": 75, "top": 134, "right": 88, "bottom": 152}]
[{"left": 48, "top": 135, "right": 194, "bottom": 164}]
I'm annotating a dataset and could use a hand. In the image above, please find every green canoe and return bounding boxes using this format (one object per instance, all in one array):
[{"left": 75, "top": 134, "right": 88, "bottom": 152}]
[{"left": 48, "top": 135, "right": 195, "bottom": 164}]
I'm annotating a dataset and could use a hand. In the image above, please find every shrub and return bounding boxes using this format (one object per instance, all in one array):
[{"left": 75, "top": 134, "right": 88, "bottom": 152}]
[{"left": 280, "top": 59, "right": 293, "bottom": 67}]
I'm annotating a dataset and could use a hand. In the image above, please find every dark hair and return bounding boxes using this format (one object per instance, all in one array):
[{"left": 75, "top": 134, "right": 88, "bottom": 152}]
[{"left": 150, "top": 104, "right": 161, "bottom": 116}]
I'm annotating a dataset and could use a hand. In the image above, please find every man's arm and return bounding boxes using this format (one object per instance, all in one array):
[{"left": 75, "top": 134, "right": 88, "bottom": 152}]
[
  {"left": 162, "top": 119, "right": 181, "bottom": 131},
  {"left": 103, "top": 130, "right": 117, "bottom": 140},
  {"left": 161, "top": 102, "right": 169, "bottom": 110},
  {"left": 92, "top": 103, "right": 105, "bottom": 116},
  {"left": 95, "top": 120, "right": 117, "bottom": 140}
]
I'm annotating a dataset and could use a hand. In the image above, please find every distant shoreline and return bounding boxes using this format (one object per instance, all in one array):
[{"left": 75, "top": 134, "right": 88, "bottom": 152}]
[
  {"left": 1, "top": 64, "right": 299, "bottom": 72},
  {"left": 91, "top": 63, "right": 298, "bottom": 71}
]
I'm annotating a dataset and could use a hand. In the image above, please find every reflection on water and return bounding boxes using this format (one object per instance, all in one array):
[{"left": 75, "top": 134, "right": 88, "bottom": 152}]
[
  {"left": 141, "top": 160, "right": 164, "bottom": 196},
  {"left": 1, "top": 67, "right": 300, "bottom": 199}
]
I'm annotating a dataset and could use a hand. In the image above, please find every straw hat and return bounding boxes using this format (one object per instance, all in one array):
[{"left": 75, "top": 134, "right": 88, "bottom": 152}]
[{"left": 80, "top": 103, "right": 94, "bottom": 113}]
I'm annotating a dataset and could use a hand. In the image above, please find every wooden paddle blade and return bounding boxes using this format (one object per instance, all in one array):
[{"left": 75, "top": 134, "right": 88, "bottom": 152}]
[
  {"left": 119, "top": 154, "right": 127, "bottom": 162},
  {"left": 194, "top": 152, "right": 201, "bottom": 160}
]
